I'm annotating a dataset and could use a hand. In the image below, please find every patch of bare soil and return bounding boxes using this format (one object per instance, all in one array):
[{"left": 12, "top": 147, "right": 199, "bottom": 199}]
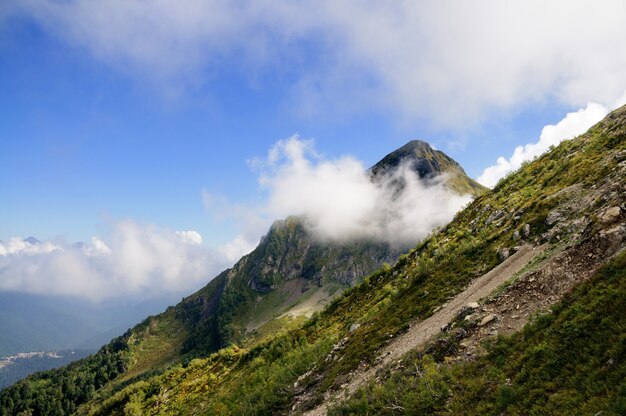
[
  {"left": 280, "top": 286, "right": 337, "bottom": 320},
  {"left": 455, "top": 222, "right": 626, "bottom": 360}
]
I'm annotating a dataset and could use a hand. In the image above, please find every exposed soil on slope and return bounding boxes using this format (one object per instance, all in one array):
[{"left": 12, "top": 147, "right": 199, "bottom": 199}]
[
  {"left": 297, "top": 244, "right": 547, "bottom": 416},
  {"left": 455, "top": 220, "right": 626, "bottom": 361},
  {"left": 246, "top": 279, "right": 343, "bottom": 332}
]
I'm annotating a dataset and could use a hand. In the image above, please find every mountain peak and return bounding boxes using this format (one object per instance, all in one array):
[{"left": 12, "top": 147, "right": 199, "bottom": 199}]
[
  {"left": 396, "top": 139, "right": 434, "bottom": 152},
  {"left": 370, "top": 139, "right": 485, "bottom": 195},
  {"left": 23, "top": 237, "right": 41, "bottom": 245}
]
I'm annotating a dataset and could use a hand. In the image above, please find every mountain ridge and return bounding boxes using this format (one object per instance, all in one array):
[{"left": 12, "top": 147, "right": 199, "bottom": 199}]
[
  {"left": 151, "top": 140, "right": 480, "bottom": 357},
  {"left": 3, "top": 111, "right": 623, "bottom": 415},
  {"left": 167, "top": 139, "right": 480, "bottom": 355}
]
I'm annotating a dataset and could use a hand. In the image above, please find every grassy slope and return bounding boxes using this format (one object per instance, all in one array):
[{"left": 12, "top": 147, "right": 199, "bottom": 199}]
[
  {"left": 332, "top": 250, "right": 626, "bottom": 415},
  {"left": 0, "top": 273, "right": 228, "bottom": 415},
  {"left": 77, "top": 108, "right": 625, "bottom": 414}
]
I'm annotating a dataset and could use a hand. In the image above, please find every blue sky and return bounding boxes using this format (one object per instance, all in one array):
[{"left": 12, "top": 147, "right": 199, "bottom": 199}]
[{"left": 1, "top": 1, "right": 625, "bottom": 300}]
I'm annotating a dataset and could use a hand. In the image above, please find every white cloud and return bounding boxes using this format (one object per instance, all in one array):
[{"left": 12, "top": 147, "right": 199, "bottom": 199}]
[
  {"left": 210, "top": 136, "right": 470, "bottom": 255},
  {"left": 175, "top": 230, "right": 203, "bottom": 245},
  {"left": 0, "top": 238, "right": 60, "bottom": 256},
  {"left": 218, "top": 235, "right": 257, "bottom": 264},
  {"left": 81, "top": 237, "right": 112, "bottom": 257},
  {"left": 478, "top": 91, "right": 626, "bottom": 187},
  {"left": 4, "top": 1, "right": 626, "bottom": 126},
  {"left": 202, "top": 187, "right": 270, "bottom": 261},
  {"left": 0, "top": 222, "right": 229, "bottom": 301}
]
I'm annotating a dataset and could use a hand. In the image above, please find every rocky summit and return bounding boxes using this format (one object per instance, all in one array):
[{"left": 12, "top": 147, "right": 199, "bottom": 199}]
[{"left": 370, "top": 139, "right": 485, "bottom": 195}]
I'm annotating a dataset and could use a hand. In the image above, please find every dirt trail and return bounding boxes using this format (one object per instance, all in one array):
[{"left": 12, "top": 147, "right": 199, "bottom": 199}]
[{"left": 301, "top": 244, "right": 546, "bottom": 416}]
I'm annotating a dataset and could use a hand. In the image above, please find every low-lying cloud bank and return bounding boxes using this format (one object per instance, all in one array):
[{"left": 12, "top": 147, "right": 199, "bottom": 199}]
[
  {"left": 207, "top": 137, "right": 471, "bottom": 258},
  {"left": 478, "top": 92, "right": 626, "bottom": 187},
  {"left": 0, "top": 221, "right": 229, "bottom": 301}
]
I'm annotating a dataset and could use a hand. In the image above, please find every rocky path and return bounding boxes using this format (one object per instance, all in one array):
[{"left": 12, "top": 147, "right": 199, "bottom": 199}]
[{"left": 301, "top": 244, "right": 546, "bottom": 416}]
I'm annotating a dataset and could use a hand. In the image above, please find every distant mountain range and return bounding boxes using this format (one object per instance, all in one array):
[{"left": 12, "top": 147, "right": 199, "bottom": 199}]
[
  {"left": 0, "top": 350, "right": 94, "bottom": 391},
  {"left": 0, "top": 292, "right": 181, "bottom": 356}
]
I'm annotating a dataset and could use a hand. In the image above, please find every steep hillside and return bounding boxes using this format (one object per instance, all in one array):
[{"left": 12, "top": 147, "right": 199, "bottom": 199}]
[
  {"left": 175, "top": 218, "right": 397, "bottom": 356},
  {"left": 111, "top": 140, "right": 481, "bottom": 360},
  {"left": 2, "top": 106, "right": 623, "bottom": 415},
  {"left": 0, "top": 139, "right": 479, "bottom": 410},
  {"left": 332, "top": 250, "right": 626, "bottom": 415}
]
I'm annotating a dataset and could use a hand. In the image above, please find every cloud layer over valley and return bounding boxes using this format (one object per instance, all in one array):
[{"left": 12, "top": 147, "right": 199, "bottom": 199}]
[{"left": 0, "top": 221, "right": 228, "bottom": 301}]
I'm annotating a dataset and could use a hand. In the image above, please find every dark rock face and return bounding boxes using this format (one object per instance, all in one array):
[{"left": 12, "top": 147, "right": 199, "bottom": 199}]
[
  {"left": 370, "top": 140, "right": 455, "bottom": 179},
  {"left": 241, "top": 217, "right": 398, "bottom": 292}
]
